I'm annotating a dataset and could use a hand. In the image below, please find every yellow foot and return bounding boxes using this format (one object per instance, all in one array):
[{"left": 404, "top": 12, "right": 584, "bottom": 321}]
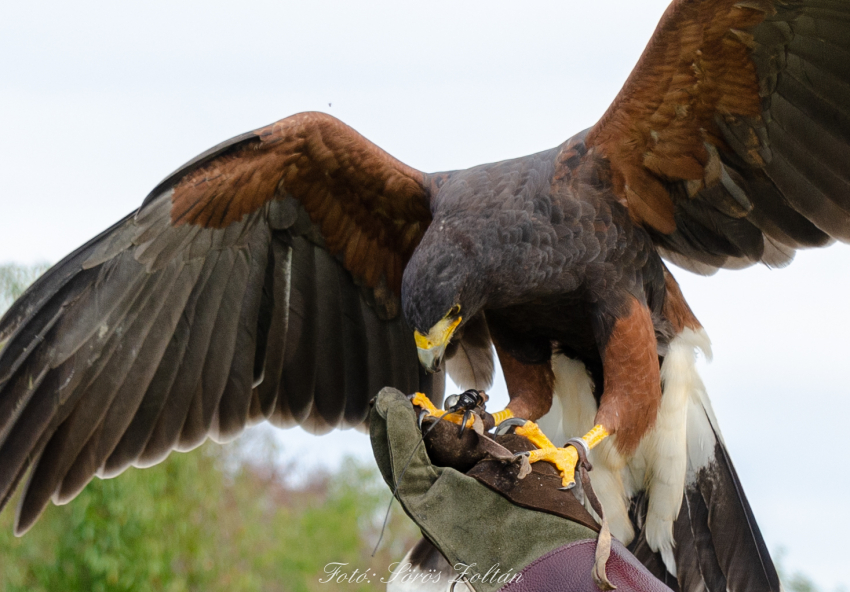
[
  {"left": 409, "top": 392, "right": 474, "bottom": 429},
  {"left": 527, "top": 445, "right": 580, "bottom": 489},
  {"left": 510, "top": 421, "right": 610, "bottom": 490},
  {"left": 513, "top": 420, "right": 556, "bottom": 449},
  {"left": 510, "top": 420, "right": 578, "bottom": 488}
]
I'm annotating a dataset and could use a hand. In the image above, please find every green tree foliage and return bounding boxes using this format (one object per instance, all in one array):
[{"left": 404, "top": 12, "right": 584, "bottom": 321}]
[
  {"left": 0, "top": 262, "right": 50, "bottom": 314},
  {"left": 0, "top": 433, "right": 419, "bottom": 592},
  {"left": 773, "top": 547, "right": 844, "bottom": 592}
]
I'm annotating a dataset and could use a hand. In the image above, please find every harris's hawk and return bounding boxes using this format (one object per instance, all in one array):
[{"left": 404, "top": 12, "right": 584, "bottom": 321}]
[{"left": 0, "top": 0, "right": 846, "bottom": 590}]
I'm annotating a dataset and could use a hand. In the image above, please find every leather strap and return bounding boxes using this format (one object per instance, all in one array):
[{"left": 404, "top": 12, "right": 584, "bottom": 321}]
[{"left": 567, "top": 437, "right": 615, "bottom": 589}]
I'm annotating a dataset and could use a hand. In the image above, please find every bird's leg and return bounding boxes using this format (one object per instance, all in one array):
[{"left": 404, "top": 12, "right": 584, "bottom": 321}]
[
  {"left": 489, "top": 341, "right": 601, "bottom": 487},
  {"left": 492, "top": 296, "right": 662, "bottom": 489},
  {"left": 409, "top": 392, "right": 475, "bottom": 429},
  {"left": 591, "top": 295, "right": 663, "bottom": 458},
  {"left": 520, "top": 296, "right": 660, "bottom": 488},
  {"left": 492, "top": 341, "right": 555, "bottom": 424},
  {"left": 490, "top": 408, "right": 516, "bottom": 426}
]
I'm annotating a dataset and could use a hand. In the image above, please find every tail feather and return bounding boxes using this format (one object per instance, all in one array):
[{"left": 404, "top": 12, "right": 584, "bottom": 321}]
[
  {"left": 676, "top": 341, "right": 780, "bottom": 592},
  {"left": 681, "top": 425, "right": 780, "bottom": 592},
  {"left": 673, "top": 480, "right": 728, "bottom": 592},
  {"left": 390, "top": 538, "right": 473, "bottom": 592},
  {"left": 627, "top": 382, "right": 781, "bottom": 592},
  {"left": 627, "top": 491, "right": 681, "bottom": 591}
]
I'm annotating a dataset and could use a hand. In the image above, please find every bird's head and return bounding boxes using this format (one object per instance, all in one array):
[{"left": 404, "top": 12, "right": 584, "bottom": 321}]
[
  {"left": 411, "top": 303, "right": 463, "bottom": 373},
  {"left": 401, "top": 222, "right": 487, "bottom": 373}
]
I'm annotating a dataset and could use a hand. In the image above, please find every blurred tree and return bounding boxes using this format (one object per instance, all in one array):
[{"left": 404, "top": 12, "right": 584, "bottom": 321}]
[
  {"left": 0, "top": 262, "right": 50, "bottom": 313},
  {"left": 0, "top": 431, "right": 419, "bottom": 592},
  {"left": 774, "top": 547, "right": 832, "bottom": 592}
]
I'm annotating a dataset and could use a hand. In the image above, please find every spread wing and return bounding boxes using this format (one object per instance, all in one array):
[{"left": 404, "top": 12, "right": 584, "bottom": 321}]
[
  {"left": 0, "top": 112, "right": 437, "bottom": 534},
  {"left": 585, "top": 0, "right": 849, "bottom": 273}
]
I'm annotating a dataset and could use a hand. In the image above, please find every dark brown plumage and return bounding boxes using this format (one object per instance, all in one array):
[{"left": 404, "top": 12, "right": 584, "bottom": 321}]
[{"left": 1, "top": 1, "right": 847, "bottom": 590}]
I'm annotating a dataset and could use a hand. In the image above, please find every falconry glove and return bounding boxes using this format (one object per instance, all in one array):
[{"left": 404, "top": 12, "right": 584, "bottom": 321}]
[{"left": 369, "top": 387, "right": 673, "bottom": 592}]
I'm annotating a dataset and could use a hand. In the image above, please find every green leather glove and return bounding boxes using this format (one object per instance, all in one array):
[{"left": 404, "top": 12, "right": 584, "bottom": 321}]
[{"left": 369, "top": 387, "right": 597, "bottom": 592}]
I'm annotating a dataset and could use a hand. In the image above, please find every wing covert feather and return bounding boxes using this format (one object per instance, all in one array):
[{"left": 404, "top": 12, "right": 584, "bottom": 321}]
[
  {"left": 583, "top": 0, "right": 850, "bottom": 273},
  {"left": 159, "top": 111, "right": 431, "bottom": 293}
]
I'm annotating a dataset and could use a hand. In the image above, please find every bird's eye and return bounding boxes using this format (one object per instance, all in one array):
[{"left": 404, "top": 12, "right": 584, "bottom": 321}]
[{"left": 449, "top": 304, "right": 461, "bottom": 317}]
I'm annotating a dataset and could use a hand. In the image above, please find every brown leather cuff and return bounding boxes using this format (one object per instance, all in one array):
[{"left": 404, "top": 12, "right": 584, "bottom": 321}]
[
  {"left": 423, "top": 421, "right": 601, "bottom": 532},
  {"left": 499, "top": 538, "right": 673, "bottom": 592}
]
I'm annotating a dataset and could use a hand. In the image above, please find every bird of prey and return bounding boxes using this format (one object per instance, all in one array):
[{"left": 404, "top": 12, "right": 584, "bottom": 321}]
[{"left": 0, "top": 0, "right": 846, "bottom": 590}]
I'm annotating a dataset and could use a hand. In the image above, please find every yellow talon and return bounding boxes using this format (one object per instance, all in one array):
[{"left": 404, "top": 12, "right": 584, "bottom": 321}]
[
  {"left": 409, "top": 392, "right": 474, "bottom": 428},
  {"left": 514, "top": 420, "right": 557, "bottom": 450},
  {"left": 527, "top": 445, "right": 580, "bottom": 488},
  {"left": 513, "top": 422, "right": 611, "bottom": 489},
  {"left": 410, "top": 392, "right": 442, "bottom": 416}
]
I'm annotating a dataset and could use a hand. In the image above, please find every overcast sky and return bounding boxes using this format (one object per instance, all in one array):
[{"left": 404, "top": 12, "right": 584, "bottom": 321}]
[{"left": 2, "top": 1, "right": 848, "bottom": 588}]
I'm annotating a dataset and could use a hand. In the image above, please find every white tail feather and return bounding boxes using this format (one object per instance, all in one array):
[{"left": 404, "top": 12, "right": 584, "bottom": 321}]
[
  {"left": 547, "top": 356, "right": 634, "bottom": 544},
  {"left": 637, "top": 327, "right": 712, "bottom": 576},
  {"left": 544, "top": 328, "right": 715, "bottom": 576}
]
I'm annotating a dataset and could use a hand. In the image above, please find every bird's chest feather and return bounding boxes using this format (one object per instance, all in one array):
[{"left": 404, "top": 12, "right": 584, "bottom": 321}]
[
  {"left": 486, "top": 293, "right": 601, "bottom": 364},
  {"left": 477, "top": 185, "right": 664, "bottom": 369},
  {"left": 478, "top": 190, "right": 655, "bottom": 309}
]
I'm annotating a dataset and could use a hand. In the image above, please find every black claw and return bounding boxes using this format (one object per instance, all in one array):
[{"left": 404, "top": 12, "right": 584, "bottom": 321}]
[
  {"left": 417, "top": 409, "right": 430, "bottom": 429},
  {"left": 495, "top": 417, "right": 529, "bottom": 436},
  {"left": 559, "top": 481, "right": 577, "bottom": 491},
  {"left": 457, "top": 409, "right": 475, "bottom": 437}
]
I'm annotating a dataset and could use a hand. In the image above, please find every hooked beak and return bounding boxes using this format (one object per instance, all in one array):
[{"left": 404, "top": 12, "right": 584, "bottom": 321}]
[
  {"left": 417, "top": 343, "right": 446, "bottom": 373},
  {"left": 414, "top": 316, "right": 461, "bottom": 373}
]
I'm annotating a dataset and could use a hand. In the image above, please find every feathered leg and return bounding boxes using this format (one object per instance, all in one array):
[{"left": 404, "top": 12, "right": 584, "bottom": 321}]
[
  {"left": 500, "top": 295, "right": 662, "bottom": 488},
  {"left": 592, "top": 295, "right": 662, "bottom": 458}
]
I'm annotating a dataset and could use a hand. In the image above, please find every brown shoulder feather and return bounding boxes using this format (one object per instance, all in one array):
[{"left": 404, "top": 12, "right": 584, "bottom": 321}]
[
  {"left": 587, "top": 0, "right": 767, "bottom": 234},
  {"left": 167, "top": 112, "right": 431, "bottom": 291}
]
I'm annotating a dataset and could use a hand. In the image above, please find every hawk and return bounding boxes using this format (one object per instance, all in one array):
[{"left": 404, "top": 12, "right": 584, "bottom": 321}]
[{"left": 0, "top": 1, "right": 845, "bottom": 590}]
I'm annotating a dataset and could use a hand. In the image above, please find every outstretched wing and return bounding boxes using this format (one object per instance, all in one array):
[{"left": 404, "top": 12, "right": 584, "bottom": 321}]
[
  {"left": 584, "top": 0, "right": 849, "bottom": 273},
  {"left": 0, "top": 111, "right": 436, "bottom": 534}
]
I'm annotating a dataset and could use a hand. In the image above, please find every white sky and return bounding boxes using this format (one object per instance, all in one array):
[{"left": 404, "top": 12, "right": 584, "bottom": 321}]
[{"left": 1, "top": 1, "right": 848, "bottom": 588}]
